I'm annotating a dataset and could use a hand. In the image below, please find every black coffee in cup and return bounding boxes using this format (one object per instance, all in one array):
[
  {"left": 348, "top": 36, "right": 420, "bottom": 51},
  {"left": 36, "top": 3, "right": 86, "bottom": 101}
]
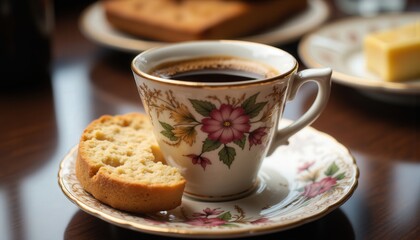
[{"left": 149, "top": 56, "right": 278, "bottom": 83}]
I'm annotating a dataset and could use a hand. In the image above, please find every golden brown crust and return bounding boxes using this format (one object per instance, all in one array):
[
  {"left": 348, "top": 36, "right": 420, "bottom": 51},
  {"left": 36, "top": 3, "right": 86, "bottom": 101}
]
[
  {"left": 75, "top": 113, "right": 186, "bottom": 213},
  {"left": 102, "top": 0, "right": 308, "bottom": 42}
]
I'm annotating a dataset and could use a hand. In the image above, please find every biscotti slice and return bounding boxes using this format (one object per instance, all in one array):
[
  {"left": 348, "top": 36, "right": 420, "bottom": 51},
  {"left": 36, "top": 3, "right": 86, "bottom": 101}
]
[
  {"left": 76, "top": 113, "right": 186, "bottom": 213},
  {"left": 102, "top": 0, "right": 308, "bottom": 42}
]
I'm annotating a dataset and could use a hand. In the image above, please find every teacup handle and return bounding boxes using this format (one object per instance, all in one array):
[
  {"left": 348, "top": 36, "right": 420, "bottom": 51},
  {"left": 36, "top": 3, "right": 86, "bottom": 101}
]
[{"left": 268, "top": 68, "right": 332, "bottom": 155}]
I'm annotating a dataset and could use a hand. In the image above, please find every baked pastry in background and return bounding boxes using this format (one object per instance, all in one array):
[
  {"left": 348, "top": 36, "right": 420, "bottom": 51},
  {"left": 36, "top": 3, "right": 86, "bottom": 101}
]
[
  {"left": 103, "top": 0, "right": 308, "bottom": 42},
  {"left": 75, "top": 113, "right": 186, "bottom": 213}
]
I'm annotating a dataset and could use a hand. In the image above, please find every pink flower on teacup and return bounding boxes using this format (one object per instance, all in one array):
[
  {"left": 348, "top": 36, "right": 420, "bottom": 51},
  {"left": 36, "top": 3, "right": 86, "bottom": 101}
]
[
  {"left": 201, "top": 104, "right": 251, "bottom": 144},
  {"left": 185, "top": 154, "right": 212, "bottom": 170},
  {"left": 302, "top": 176, "right": 337, "bottom": 198},
  {"left": 248, "top": 127, "right": 268, "bottom": 149}
]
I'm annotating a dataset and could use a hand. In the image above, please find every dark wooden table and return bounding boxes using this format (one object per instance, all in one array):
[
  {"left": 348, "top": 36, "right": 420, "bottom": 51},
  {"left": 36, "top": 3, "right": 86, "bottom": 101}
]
[{"left": 1, "top": 0, "right": 419, "bottom": 239}]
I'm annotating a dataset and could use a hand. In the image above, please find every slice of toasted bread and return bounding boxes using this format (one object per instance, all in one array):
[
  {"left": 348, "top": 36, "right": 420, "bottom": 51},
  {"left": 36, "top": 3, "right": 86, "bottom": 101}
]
[
  {"left": 76, "top": 113, "right": 186, "bottom": 213},
  {"left": 103, "top": 0, "right": 308, "bottom": 42}
]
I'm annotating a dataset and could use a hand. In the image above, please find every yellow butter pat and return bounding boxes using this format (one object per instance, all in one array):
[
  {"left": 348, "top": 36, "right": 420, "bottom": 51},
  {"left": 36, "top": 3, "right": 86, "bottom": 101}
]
[{"left": 364, "top": 21, "right": 420, "bottom": 82}]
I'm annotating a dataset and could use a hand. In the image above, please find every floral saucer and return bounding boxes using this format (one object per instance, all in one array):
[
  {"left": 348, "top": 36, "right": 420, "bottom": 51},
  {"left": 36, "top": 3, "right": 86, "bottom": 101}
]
[{"left": 58, "top": 122, "right": 358, "bottom": 238}]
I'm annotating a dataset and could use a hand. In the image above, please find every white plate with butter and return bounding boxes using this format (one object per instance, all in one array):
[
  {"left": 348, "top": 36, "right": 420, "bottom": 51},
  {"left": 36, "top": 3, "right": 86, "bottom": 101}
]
[
  {"left": 298, "top": 13, "right": 420, "bottom": 100},
  {"left": 79, "top": 0, "right": 329, "bottom": 53}
]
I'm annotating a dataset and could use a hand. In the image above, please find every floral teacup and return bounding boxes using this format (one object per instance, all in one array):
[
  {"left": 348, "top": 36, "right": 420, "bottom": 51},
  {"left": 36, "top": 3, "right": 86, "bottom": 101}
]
[{"left": 132, "top": 40, "right": 331, "bottom": 201}]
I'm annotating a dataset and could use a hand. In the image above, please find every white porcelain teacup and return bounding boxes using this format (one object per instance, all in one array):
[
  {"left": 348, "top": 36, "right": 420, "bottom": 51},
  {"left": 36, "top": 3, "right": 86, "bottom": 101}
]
[{"left": 132, "top": 40, "right": 331, "bottom": 201}]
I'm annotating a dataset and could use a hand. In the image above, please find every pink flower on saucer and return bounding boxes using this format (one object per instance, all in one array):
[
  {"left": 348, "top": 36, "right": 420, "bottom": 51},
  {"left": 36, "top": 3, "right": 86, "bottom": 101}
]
[
  {"left": 192, "top": 208, "right": 224, "bottom": 218},
  {"left": 186, "top": 217, "right": 226, "bottom": 227},
  {"left": 298, "top": 161, "right": 315, "bottom": 173},
  {"left": 201, "top": 104, "right": 250, "bottom": 144},
  {"left": 302, "top": 176, "right": 337, "bottom": 198}
]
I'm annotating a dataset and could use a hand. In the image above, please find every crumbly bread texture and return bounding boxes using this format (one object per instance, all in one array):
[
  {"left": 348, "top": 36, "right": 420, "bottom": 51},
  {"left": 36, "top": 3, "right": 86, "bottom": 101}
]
[
  {"left": 103, "top": 0, "right": 308, "bottom": 42},
  {"left": 75, "top": 113, "right": 186, "bottom": 213}
]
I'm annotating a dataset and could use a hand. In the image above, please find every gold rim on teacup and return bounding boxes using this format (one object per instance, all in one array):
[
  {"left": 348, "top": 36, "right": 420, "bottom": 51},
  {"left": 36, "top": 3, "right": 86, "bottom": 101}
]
[{"left": 131, "top": 40, "right": 298, "bottom": 88}]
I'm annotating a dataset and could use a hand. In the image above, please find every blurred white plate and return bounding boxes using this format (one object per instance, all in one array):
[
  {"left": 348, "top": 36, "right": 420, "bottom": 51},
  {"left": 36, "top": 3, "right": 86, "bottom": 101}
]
[
  {"left": 79, "top": 0, "right": 329, "bottom": 53},
  {"left": 298, "top": 13, "right": 420, "bottom": 103}
]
